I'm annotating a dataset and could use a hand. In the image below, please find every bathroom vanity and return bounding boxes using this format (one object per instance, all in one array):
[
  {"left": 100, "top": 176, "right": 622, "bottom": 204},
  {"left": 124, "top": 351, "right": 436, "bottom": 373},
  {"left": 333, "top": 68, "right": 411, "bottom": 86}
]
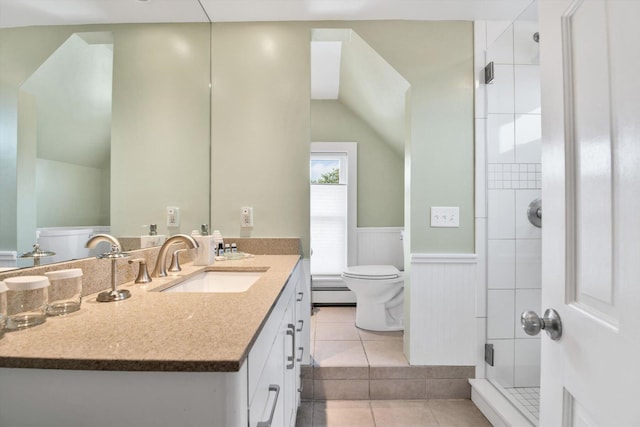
[{"left": 0, "top": 255, "right": 308, "bottom": 427}]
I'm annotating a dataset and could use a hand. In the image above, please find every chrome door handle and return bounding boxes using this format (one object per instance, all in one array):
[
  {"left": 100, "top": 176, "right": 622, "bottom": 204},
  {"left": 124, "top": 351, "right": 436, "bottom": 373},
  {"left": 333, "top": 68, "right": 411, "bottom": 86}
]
[
  {"left": 296, "top": 346, "right": 304, "bottom": 363},
  {"left": 521, "top": 308, "right": 562, "bottom": 341},
  {"left": 256, "top": 384, "right": 280, "bottom": 427}
]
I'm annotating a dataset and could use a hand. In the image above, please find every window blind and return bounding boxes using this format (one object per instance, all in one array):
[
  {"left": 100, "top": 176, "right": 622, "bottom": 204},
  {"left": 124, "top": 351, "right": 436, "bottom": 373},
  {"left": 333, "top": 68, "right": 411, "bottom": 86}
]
[{"left": 310, "top": 183, "right": 347, "bottom": 275}]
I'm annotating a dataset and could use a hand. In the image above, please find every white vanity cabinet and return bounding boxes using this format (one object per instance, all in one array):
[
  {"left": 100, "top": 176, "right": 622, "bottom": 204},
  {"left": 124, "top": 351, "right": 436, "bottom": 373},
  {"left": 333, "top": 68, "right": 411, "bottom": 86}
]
[
  {"left": 249, "top": 261, "right": 305, "bottom": 427},
  {"left": 0, "top": 259, "right": 309, "bottom": 427}
]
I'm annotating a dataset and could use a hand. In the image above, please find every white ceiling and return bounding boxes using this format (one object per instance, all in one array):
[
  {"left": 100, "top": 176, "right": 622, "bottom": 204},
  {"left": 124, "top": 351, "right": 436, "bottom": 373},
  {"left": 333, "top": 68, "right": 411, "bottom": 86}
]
[{"left": 1, "top": 0, "right": 533, "bottom": 28}]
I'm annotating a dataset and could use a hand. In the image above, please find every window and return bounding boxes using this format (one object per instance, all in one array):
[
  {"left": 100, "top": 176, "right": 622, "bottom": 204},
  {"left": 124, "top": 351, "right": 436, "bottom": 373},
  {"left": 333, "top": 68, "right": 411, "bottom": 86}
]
[{"left": 310, "top": 143, "right": 356, "bottom": 276}]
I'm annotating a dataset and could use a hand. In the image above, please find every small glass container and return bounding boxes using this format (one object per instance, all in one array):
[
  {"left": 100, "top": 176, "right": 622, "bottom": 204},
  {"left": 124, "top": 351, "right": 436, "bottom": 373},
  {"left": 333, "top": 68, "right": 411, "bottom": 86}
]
[
  {"left": 0, "top": 281, "right": 7, "bottom": 339},
  {"left": 4, "top": 276, "right": 49, "bottom": 330},
  {"left": 44, "top": 268, "right": 83, "bottom": 316}
]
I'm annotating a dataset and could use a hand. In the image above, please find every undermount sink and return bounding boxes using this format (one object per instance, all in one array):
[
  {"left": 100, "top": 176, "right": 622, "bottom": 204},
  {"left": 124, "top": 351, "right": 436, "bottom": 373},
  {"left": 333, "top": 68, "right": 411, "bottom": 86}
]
[{"left": 160, "top": 271, "right": 264, "bottom": 293}]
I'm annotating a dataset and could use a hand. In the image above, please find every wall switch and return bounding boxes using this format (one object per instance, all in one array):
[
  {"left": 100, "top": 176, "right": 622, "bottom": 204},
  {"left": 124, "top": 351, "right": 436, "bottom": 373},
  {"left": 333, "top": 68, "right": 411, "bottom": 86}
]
[
  {"left": 241, "top": 207, "right": 253, "bottom": 228},
  {"left": 430, "top": 206, "right": 460, "bottom": 228},
  {"left": 166, "top": 206, "right": 180, "bottom": 227}
]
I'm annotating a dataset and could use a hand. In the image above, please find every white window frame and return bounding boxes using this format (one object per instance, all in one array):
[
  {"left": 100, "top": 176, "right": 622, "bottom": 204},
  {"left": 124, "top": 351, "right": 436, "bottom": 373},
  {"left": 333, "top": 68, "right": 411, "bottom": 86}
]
[{"left": 310, "top": 142, "right": 357, "bottom": 272}]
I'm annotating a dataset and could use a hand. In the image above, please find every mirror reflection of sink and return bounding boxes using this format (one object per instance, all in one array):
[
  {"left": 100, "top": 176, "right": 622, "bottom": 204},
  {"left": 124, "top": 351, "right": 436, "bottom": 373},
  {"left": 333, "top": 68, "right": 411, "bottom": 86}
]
[{"left": 160, "top": 271, "right": 264, "bottom": 293}]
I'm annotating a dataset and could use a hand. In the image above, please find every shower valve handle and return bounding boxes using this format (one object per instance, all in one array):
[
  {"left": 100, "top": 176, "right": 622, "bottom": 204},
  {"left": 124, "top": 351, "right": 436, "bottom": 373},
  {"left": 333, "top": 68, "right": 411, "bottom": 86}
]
[{"left": 521, "top": 308, "right": 562, "bottom": 341}]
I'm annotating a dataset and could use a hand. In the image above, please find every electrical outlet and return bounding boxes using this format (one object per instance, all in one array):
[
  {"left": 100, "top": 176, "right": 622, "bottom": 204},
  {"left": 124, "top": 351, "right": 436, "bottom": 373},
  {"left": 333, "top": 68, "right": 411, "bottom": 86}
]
[
  {"left": 241, "top": 207, "right": 253, "bottom": 228},
  {"left": 430, "top": 206, "right": 460, "bottom": 228},
  {"left": 166, "top": 206, "right": 180, "bottom": 227}
]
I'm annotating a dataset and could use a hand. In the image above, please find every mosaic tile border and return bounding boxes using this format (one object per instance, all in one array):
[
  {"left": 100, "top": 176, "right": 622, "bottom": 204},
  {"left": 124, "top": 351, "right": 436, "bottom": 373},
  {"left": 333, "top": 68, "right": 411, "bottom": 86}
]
[{"left": 488, "top": 163, "right": 541, "bottom": 190}]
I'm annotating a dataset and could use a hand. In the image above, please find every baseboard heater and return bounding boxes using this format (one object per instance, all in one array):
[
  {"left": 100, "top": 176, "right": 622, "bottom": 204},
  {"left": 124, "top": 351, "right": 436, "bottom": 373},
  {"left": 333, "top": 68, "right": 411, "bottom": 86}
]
[{"left": 311, "top": 275, "right": 356, "bottom": 305}]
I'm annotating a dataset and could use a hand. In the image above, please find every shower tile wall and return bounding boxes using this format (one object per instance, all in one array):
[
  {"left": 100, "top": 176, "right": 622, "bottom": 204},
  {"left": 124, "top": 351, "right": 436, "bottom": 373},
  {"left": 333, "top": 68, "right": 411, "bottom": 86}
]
[{"left": 485, "top": 19, "right": 541, "bottom": 389}]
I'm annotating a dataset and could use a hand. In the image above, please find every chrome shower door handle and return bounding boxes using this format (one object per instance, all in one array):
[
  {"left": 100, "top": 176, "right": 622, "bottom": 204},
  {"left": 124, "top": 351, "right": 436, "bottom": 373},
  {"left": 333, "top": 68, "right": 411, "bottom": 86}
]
[
  {"left": 527, "top": 198, "right": 542, "bottom": 228},
  {"left": 521, "top": 308, "right": 562, "bottom": 341}
]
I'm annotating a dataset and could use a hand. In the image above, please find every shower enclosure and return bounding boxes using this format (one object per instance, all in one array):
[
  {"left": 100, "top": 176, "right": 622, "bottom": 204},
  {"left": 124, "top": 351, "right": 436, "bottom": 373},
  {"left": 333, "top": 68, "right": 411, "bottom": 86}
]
[{"left": 484, "top": 2, "right": 542, "bottom": 424}]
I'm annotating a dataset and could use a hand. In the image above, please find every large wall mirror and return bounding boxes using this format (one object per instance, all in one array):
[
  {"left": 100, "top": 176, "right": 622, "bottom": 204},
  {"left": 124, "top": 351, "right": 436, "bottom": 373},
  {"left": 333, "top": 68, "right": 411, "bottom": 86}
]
[{"left": 0, "top": 22, "right": 211, "bottom": 269}]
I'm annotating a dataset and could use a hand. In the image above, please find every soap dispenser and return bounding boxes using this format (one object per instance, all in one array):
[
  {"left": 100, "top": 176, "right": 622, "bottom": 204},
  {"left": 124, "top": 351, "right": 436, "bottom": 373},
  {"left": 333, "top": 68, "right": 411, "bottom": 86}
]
[
  {"left": 191, "top": 227, "right": 215, "bottom": 266},
  {"left": 141, "top": 224, "right": 166, "bottom": 248}
]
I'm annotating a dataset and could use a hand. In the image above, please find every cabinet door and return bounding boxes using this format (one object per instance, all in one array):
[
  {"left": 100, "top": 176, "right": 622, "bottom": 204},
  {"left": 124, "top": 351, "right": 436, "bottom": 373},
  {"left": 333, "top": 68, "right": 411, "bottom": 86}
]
[
  {"left": 293, "top": 263, "right": 309, "bottom": 407},
  {"left": 249, "top": 328, "right": 285, "bottom": 427},
  {"left": 283, "top": 299, "right": 297, "bottom": 427}
]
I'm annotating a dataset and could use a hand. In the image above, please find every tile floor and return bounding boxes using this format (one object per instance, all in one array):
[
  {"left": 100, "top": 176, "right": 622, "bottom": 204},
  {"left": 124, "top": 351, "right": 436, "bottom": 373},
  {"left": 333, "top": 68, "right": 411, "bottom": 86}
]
[
  {"left": 296, "top": 399, "right": 492, "bottom": 427},
  {"left": 505, "top": 386, "right": 539, "bottom": 422},
  {"left": 297, "top": 306, "right": 491, "bottom": 426},
  {"left": 311, "top": 306, "right": 407, "bottom": 368}
]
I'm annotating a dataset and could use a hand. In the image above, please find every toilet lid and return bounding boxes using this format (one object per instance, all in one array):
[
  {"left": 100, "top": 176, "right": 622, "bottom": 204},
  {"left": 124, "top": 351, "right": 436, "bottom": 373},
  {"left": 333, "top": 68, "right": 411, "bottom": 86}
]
[{"left": 343, "top": 265, "right": 400, "bottom": 280}]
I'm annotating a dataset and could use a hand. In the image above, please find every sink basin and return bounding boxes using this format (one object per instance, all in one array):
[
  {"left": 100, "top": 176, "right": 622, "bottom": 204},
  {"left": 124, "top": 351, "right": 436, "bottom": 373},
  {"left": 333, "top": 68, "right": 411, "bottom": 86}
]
[{"left": 160, "top": 271, "right": 263, "bottom": 293}]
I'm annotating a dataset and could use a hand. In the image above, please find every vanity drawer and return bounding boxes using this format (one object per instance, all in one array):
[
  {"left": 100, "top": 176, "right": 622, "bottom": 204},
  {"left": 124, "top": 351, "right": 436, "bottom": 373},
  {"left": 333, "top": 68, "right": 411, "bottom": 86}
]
[
  {"left": 249, "top": 327, "right": 285, "bottom": 427},
  {"left": 248, "top": 268, "right": 297, "bottom": 402}
]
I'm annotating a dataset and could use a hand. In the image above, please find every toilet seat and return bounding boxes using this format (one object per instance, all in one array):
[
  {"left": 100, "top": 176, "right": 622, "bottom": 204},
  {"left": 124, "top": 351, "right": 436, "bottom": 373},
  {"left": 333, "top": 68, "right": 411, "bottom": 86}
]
[{"left": 342, "top": 265, "right": 400, "bottom": 280}]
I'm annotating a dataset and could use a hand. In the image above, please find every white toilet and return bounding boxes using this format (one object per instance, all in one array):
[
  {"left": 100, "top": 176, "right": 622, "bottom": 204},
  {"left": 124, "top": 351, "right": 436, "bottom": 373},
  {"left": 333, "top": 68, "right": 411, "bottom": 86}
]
[
  {"left": 37, "top": 227, "right": 94, "bottom": 263},
  {"left": 342, "top": 265, "right": 404, "bottom": 331}
]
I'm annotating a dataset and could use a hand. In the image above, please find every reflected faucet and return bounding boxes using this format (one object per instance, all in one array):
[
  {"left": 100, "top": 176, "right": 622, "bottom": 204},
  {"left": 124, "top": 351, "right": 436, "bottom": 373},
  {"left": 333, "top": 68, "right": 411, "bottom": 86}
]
[
  {"left": 151, "top": 234, "right": 199, "bottom": 278},
  {"left": 86, "top": 234, "right": 131, "bottom": 302}
]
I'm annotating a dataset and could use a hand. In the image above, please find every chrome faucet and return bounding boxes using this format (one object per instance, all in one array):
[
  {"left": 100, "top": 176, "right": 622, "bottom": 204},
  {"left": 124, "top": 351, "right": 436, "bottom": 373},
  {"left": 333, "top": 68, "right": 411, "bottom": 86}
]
[
  {"left": 85, "top": 234, "right": 131, "bottom": 302},
  {"left": 151, "top": 234, "right": 199, "bottom": 277}
]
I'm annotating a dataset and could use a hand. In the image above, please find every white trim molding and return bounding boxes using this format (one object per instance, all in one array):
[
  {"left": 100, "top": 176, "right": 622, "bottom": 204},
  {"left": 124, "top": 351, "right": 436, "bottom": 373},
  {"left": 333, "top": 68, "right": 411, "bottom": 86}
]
[{"left": 411, "top": 253, "right": 477, "bottom": 264}]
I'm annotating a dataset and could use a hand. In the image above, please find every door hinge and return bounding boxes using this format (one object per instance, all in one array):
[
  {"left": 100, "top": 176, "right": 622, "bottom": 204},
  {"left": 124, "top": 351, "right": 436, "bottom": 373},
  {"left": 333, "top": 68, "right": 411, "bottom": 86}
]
[
  {"left": 484, "top": 343, "right": 495, "bottom": 366},
  {"left": 484, "top": 61, "right": 495, "bottom": 84}
]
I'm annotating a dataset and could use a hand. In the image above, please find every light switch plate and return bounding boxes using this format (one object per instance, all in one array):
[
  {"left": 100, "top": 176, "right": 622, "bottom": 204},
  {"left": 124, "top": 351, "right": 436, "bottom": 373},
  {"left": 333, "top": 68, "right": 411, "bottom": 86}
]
[{"left": 430, "top": 206, "right": 460, "bottom": 227}]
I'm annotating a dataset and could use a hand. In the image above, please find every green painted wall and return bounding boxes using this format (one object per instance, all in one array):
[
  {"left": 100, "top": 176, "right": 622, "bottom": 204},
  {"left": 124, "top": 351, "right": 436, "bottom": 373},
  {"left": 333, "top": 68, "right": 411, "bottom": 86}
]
[
  {"left": 0, "top": 24, "right": 211, "bottom": 259},
  {"left": 310, "top": 100, "right": 404, "bottom": 227},
  {"left": 210, "top": 23, "right": 312, "bottom": 253},
  {"left": 2, "top": 20, "right": 474, "bottom": 261},
  {"left": 211, "top": 21, "right": 474, "bottom": 255}
]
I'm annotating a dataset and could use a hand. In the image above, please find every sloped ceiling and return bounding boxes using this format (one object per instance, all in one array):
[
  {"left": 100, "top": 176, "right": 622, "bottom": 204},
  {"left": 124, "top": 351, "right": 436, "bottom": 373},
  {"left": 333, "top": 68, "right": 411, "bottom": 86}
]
[
  {"left": 311, "top": 30, "right": 409, "bottom": 156},
  {"left": 2, "top": 0, "right": 534, "bottom": 158},
  {"left": 20, "top": 32, "right": 113, "bottom": 168}
]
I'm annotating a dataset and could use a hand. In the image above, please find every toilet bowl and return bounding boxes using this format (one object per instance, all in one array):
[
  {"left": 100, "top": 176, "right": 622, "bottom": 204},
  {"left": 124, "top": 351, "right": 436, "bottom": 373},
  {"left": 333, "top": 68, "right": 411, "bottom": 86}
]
[{"left": 342, "top": 265, "right": 404, "bottom": 331}]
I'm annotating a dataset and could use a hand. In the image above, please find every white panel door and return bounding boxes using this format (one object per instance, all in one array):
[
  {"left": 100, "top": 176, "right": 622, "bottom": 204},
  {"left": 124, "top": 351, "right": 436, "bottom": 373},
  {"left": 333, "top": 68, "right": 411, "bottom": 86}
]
[{"left": 539, "top": 0, "right": 640, "bottom": 425}]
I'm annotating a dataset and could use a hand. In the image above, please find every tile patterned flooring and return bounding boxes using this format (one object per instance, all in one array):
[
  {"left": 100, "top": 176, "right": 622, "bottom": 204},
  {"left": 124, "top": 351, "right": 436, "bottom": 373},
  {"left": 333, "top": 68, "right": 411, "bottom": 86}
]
[
  {"left": 505, "top": 386, "right": 540, "bottom": 423},
  {"left": 296, "top": 306, "right": 491, "bottom": 427}
]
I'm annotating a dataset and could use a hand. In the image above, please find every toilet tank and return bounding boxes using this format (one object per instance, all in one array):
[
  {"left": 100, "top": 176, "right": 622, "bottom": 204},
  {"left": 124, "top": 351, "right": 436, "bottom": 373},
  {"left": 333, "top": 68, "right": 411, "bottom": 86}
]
[{"left": 36, "top": 227, "right": 95, "bottom": 264}]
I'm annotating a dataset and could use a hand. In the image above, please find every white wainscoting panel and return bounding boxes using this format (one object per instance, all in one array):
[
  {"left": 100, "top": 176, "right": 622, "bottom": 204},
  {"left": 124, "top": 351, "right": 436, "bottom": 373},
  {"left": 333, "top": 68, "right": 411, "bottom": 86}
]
[
  {"left": 355, "top": 227, "right": 403, "bottom": 269},
  {"left": 408, "top": 254, "right": 477, "bottom": 365},
  {"left": 0, "top": 251, "right": 17, "bottom": 268}
]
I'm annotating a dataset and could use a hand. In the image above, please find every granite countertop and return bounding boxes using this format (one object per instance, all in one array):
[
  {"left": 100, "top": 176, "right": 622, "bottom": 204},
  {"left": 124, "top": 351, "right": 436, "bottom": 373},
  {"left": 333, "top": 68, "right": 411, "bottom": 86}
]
[{"left": 0, "top": 255, "right": 300, "bottom": 373}]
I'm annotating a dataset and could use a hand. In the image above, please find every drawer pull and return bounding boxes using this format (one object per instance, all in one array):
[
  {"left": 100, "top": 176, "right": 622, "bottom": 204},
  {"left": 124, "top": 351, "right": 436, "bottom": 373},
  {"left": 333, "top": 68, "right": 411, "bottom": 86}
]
[
  {"left": 257, "top": 384, "right": 280, "bottom": 427},
  {"left": 296, "top": 292, "right": 304, "bottom": 302},
  {"left": 296, "top": 319, "right": 304, "bottom": 332},
  {"left": 286, "top": 324, "right": 295, "bottom": 369},
  {"left": 296, "top": 346, "right": 304, "bottom": 363}
]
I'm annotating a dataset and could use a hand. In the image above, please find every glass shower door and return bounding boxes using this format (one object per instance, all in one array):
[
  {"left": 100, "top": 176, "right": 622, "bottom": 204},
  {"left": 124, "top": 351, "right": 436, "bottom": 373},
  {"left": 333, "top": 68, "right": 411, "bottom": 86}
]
[{"left": 484, "top": 1, "right": 542, "bottom": 424}]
